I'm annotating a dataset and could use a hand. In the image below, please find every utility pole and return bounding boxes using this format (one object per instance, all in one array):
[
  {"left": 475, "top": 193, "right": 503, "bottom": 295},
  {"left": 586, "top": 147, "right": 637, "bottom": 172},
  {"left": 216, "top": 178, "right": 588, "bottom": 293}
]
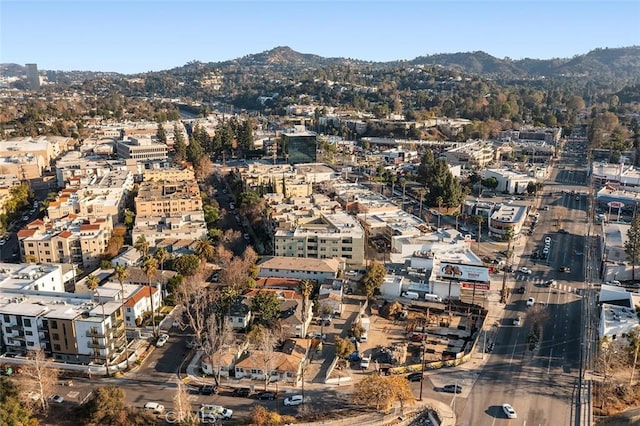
[{"left": 418, "top": 343, "right": 426, "bottom": 401}]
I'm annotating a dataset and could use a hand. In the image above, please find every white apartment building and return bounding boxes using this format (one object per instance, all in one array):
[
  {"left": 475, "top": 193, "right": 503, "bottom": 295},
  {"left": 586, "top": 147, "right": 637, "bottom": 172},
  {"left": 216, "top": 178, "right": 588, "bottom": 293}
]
[{"left": 275, "top": 212, "right": 365, "bottom": 266}]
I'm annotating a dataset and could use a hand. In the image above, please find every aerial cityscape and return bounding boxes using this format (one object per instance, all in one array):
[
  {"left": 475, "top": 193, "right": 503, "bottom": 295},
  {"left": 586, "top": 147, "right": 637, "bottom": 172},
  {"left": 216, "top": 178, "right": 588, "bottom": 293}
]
[{"left": 1, "top": 2, "right": 640, "bottom": 426}]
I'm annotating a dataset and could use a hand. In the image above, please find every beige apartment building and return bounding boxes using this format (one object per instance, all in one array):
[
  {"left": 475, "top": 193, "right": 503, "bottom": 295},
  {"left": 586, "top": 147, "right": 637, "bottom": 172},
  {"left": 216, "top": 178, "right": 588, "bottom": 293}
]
[
  {"left": 17, "top": 215, "right": 113, "bottom": 268},
  {"left": 135, "top": 179, "right": 202, "bottom": 217},
  {"left": 143, "top": 167, "right": 195, "bottom": 183}
]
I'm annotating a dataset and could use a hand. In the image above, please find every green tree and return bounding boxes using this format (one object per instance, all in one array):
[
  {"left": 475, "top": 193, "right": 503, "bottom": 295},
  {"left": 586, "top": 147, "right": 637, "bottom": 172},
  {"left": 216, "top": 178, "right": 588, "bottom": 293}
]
[
  {"left": 156, "top": 122, "right": 167, "bottom": 144},
  {"left": 481, "top": 177, "right": 499, "bottom": 190},
  {"left": 173, "top": 254, "right": 201, "bottom": 276},
  {"left": 359, "top": 260, "right": 386, "bottom": 299},
  {"left": 625, "top": 215, "right": 640, "bottom": 281},
  {"left": 251, "top": 291, "right": 282, "bottom": 323},
  {"left": 154, "top": 247, "right": 168, "bottom": 273},
  {"left": 335, "top": 336, "right": 355, "bottom": 359},
  {"left": 194, "top": 237, "right": 215, "bottom": 262},
  {"left": 186, "top": 136, "right": 204, "bottom": 166},
  {"left": 83, "top": 385, "right": 127, "bottom": 426},
  {"left": 173, "top": 123, "right": 187, "bottom": 164},
  {"left": 0, "top": 377, "right": 38, "bottom": 426},
  {"left": 298, "top": 279, "right": 314, "bottom": 325},
  {"left": 134, "top": 235, "right": 149, "bottom": 258}
]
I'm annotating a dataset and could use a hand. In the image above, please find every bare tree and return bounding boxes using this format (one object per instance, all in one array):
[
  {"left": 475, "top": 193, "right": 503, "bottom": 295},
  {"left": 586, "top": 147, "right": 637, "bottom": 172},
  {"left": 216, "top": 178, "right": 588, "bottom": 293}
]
[
  {"left": 202, "top": 315, "right": 234, "bottom": 386},
  {"left": 251, "top": 326, "right": 279, "bottom": 391},
  {"left": 21, "top": 349, "right": 59, "bottom": 412},
  {"left": 174, "top": 272, "right": 210, "bottom": 347},
  {"left": 172, "top": 381, "right": 197, "bottom": 425}
]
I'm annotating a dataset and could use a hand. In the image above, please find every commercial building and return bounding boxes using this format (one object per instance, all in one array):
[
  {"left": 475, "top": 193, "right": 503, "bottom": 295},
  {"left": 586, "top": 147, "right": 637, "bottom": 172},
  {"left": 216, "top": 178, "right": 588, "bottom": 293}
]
[
  {"left": 600, "top": 222, "right": 633, "bottom": 282},
  {"left": 442, "top": 140, "right": 496, "bottom": 169},
  {"left": 26, "top": 63, "right": 40, "bottom": 90},
  {"left": 598, "top": 284, "right": 640, "bottom": 340},
  {"left": 116, "top": 137, "right": 168, "bottom": 162},
  {"left": 488, "top": 204, "right": 528, "bottom": 239},
  {"left": 482, "top": 169, "right": 537, "bottom": 194},
  {"left": 274, "top": 212, "right": 365, "bottom": 266},
  {"left": 280, "top": 125, "right": 317, "bottom": 164},
  {"left": 592, "top": 162, "right": 640, "bottom": 188},
  {"left": 17, "top": 215, "right": 113, "bottom": 268}
]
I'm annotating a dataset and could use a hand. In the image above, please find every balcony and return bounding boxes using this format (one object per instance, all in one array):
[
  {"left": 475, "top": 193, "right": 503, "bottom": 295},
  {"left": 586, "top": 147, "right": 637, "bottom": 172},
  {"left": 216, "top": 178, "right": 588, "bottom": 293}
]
[
  {"left": 111, "top": 318, "right": 124, "bottom": 329},
  {"left": 111, "top": 327, "right": 125, "bottom": 340},
  {"left": 87, "top": 340, "right": 106, "bottom": 349},
  {"left": 86, "top": 329, "right": 105, "bottom": 338}
]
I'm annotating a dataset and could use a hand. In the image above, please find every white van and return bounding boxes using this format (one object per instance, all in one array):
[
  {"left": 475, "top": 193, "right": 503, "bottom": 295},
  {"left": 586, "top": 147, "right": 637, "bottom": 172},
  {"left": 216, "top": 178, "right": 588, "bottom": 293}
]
[
  {"left": 424, "top": 294, "right": 443, "bottom": 303},
  {"left": 402, "top": 291, "right": 419, "bottom": 300}
]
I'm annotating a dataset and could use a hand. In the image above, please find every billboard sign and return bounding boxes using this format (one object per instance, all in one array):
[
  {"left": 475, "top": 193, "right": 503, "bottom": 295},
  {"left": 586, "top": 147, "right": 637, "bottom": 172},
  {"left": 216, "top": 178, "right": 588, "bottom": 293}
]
[
  {"left": 439, "top": 263, "right": 490, "bottom": 282},
  {"left": 608, "top": 201, "right": 625, "bottom": 209},
  {"left": 461, "top": 281, "right": 491, "bottom": 291}
]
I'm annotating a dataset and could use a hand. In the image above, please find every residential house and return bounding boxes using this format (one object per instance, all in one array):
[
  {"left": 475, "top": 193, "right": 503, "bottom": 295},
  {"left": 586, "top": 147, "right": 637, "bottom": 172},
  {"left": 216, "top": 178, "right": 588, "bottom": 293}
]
[
  {"left": 123, "top": 286, "right": 161, "bottom": 327},
  {"left": 226, "top": 301, "right": 252, "bottom": 330},
  {"left": 234, "top": 338, "right": 308, "bottom": 385}
]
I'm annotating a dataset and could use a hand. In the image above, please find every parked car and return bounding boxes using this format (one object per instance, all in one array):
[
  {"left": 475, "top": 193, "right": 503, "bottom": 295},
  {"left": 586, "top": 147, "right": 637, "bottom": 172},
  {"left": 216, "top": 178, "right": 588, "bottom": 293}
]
[
  {"left": 156, "top": 334, "right": 169, "bottom": 347},
  {"left": 502, "top": 403, "right": 517, "bottom": 419},
  {"left": 232, "top": 387, "right": 251, "bottom": 397},
  {"left": 255, "top": 392, "right": 277, "bottom": 400},
  {"left": 442, "top": 384, "right": 463, "bottom": 394},
  {"left": 559, "top": 266, "right": 571, "bottom": 273},
  {"left": 144, "top": 402, "right": 165, "bottom": 414},
  {"left": 605, "top": 280, "right": 621, "bottom": 286},
  {"left": 517, "top": 286, "right": 526, "bottom": 294},
  {"left": 283, "top": 394, "right": 304, "bottom": 406},
  {"left": 558, "top": 229, "right": 569, "bottom": 234},
  {"left": 513, "top": 317, "right": 521, "bottom": 326},
  {"left": 48, "top": 395, "right": 64, "bottom": 404},
  {"left": 526, "top": 297, "right": 535, "bottom": 307},
  {"left": 347, "top": 352, "right": 361, "bottom": 362},
  {"left": 544, "top": 236, "right": 552, "bottom": 245},
  {"left": 360, "top": 356, "right": 371, "bottom": 369},
  {"left": 407, "top": 372, "right": 424, "bottom": 382}
]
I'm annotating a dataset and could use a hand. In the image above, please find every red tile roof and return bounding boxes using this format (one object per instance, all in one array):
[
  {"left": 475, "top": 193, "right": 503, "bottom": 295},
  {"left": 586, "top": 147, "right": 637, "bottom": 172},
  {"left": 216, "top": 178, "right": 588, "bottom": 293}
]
[
  {"left": 124, "top": 286, "right": 158, "bottom": 308},
  {"left": 58, "top": 230, "right": 73, "bottom": 238}
]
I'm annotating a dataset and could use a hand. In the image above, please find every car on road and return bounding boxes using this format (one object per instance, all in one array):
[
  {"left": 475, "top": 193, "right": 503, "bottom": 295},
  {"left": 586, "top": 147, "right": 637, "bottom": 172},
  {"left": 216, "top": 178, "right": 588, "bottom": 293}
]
[
  {"left": 544, "top": 236, "right": 552, "bottom": 245},
  {"left": 198, "top": 384, "right": 218, "bottom": 395},
  {"left": 526, "top": 297, "right": 535, "bottom": 307},
  {"left": 519, "top": 267, "right": 532, "bottom": 275},
  {"left": 534, "top": 212, "right": 540, "bottom": 218},
  {"left": 544, "top": 205, "right": 550, "bottom": 211},
  {"left": 517, "top": 286, "right": 526, "bottom": 294},
  {"left": 144, "top": 402, "right": 165, "bottom": 414},
  {"left": 544, "top": 280, "right": 556, "bottom": 287},
  {"left": 155, "top": 333, "right": 169, "bottom": 347},
  {"left": 199, "top": 404, "right": 233, "bottom": 420},
  {"left": 513, "top": 317, "right": 521, "bottom": 326},
  {"left": 284, "top": 394, "right": 304, "bottom": 406},
  {"left": 407, "top": 372, "right": 424, "bottom": 382},
  {"left": 232, "top": 387, "right": 251, "bottom": 397},
  {"left": 502, "top": 403, "right": 517, "bottom": 419},
  {"left": 605, "top": 280, "right": 621, "bottom": 286},
  {"left": 442, "top": 384, "right": 463, "bottom": 394},
  {"left": 48, "top": 395, "right": 64, "bottom": 404},
  {"left": 559, "top": 266, "right": 571, "bottom": 273},
  {"left": 255, "top": 392, "right": 277, "bottom": 400}
]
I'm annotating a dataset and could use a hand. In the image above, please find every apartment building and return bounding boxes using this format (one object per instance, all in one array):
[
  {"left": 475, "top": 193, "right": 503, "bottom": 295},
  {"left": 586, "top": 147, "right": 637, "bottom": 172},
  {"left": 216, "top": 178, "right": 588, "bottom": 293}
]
[
  {"left": 0, "top": 263, "right": 126, "bottom": 365},
  {"left": 116, "top": 137, "right": 168, "bottom": 162},
  {"left": 143, "top": 167, "right": 195, "bottom": 183},
  {"left": 257, "top": 256, "right": 341, "bottom": 282},
  {"left": 0, "top": 136, "right": 69, "bottom": 167},
  {"left": 47, "top": 170, "right": 133, "bottom": 224},
  {"left": 135, "top": 178, "right": 202, "bottom": 216},
  {"left": 17, "top": 215, "right": 113, "bottom": 268},
  {"left": 275, "top": 212, "right": 365, "bottom": 266},
  {"left": 442, "top": 140, "right": 496, "bottom": 169}
]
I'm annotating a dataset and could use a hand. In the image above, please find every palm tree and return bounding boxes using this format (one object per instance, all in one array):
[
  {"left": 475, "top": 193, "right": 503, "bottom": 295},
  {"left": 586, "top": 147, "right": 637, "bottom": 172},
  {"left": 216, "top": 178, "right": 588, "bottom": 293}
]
[
  {"left": 435, "top": 196, "right": 444, "bottom": 229},
  {"left": 134, "top": 235, "right": 150, "bottom": 258},
  {"left": 195, "top": 237, "right": 215, "bottom": 262},
  {"left": 142, "top": 256, "right": 159, "bottom": 337},
  {"left": 114, "top": 264, "right": 130, "bottom": 369},
  {"left": 155, "top": 247, "right": 168, "bottom": 273},
  {"left": 86, "top": 274, "right": 110, "bottom": 376},
  {"left": 416, "top": 188, "right": 427, "bottom": 220},
  {"left": 452, "top": 210, "right": 461, "bottom": 231},
  {"left": 500, "top": 227, "right": 516, "bottom": 304},
  {"left": 297, "top": 279, "right": 314, "bottom": 334}
]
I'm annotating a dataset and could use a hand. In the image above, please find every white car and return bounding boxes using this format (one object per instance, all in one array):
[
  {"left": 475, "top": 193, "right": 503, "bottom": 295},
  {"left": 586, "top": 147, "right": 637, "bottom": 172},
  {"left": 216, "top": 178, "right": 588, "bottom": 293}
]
[
  {"left": 156, "top": 333, "right": 169, "bottom": 347},
  {"left": 360, "top": 356, "right": 371, "bottom": 369},
  {"left": 144, "top": 402, "right": 165, "bottom": 414},
  {"left": 544, "top": 236, "right": 552, "bottom": 245},
  {"left": 502, "top": 403, "right": 517, "bottom": 419},
  {"left": 519, "top": 267, "right": 532, "bottom": 275},
  {"left": 526, "top": 297, "right": 535, "bottom": 307},
  {"left": 606, "top": 280, "right": 621, "bottom": 286},
  {"left": 49, "top": 394, "right": 64, "bottom": 404},
  {"left": 512, "top": 317, "right": 521, "bottom": 326},
  {"left": 534, "top": 212, "right": 540, "bottom": 218},
  {"left": 283, "top": 394, "right": 304, "bottom": 406},
  {"left": 200, "top": 404, "right": 233, "bottom": 420}
]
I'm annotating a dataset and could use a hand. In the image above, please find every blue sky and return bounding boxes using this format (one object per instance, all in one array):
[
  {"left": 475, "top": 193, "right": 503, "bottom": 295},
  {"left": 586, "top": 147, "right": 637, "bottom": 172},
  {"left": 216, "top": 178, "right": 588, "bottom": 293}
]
[{"left": 1, "top": 1, "right": 638, "bottom": 74}]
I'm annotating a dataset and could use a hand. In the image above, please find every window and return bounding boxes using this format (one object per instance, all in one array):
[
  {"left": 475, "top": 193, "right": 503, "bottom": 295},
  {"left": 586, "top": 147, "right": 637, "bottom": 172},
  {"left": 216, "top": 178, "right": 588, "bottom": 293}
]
[
  {"left": 52, "top": 333, "right": 60, "bottom": 340},
  {"left": 50, "top": 320, "right": 57, "bottom": 329},
  {"left": 53, "top": 344, "right": 61, "bottom": 351},
  {"left": 26, "top": 330, "right": 33, "bottom": 336},
  {"left": 27, "top": 341, "right": 34, "bottom": 346},
  {"left": 3, "top": 314, "right": 9, "bottom": 322}
]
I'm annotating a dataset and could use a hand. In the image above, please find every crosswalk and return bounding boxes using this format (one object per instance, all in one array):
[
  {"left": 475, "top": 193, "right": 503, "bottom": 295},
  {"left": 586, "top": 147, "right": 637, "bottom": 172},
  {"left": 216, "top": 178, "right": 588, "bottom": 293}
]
[{"left": 514, "top": 275, "right": 579, "bottom": 294}]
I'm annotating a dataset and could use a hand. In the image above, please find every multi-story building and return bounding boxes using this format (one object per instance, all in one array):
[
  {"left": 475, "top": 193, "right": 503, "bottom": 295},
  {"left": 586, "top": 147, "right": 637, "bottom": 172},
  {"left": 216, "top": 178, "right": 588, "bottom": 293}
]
[
  {"left": 279, "top": 126, "right": 317, "bottom": 164},
  {"left": 116, "top": 137, "right": 168, "bottom": 162},
  {"left": 0, "top": 263, "right": 126, "bottom": 365},
  {"left": 488, "top": 204, "right": 528, "bottom": 239},
  {"left": 482, "top": 169, "right": 537, "bottom": 194},
  {"left": 275, "top": 212, "right": 365, "bottom": 266},
  {"left": 26, "top": 63, "right": 40, "bottom": 90},
  {"left": 143, "top": 167, "right": 195, "bottom": 183},
  {"left": 0, "top": 136, "right": 69, "bottom": 169},
  {"left": 442, "top": 140, "right": 496, "bottom": 169},
  {"left": 17, "top": 215, "right": 113, "bottom": 268},
  {"left": 257, "top": 256, "right": 341, "bottom": 282},
  {"left": 47, "top": 170, "right": 133, "bottom": 224}
]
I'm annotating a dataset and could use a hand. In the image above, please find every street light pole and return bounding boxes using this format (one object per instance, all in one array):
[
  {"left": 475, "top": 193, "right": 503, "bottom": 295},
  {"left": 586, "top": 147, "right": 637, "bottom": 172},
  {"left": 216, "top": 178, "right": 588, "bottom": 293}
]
[{"left": 419, "top": 343, "right": 426, "bottom": 401}]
